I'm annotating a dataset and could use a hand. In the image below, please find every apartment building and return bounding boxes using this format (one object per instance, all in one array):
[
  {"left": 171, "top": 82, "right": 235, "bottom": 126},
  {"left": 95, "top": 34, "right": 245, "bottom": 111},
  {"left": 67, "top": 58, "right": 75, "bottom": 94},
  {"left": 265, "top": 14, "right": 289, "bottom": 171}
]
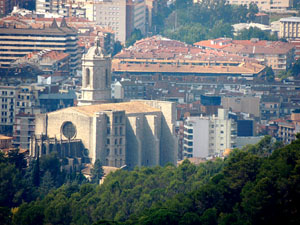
[
  {"left": 183, "top": 108, "right": 237, "bottom": 158},
  {"left": 94, "top": 0, "right": 146, "bottom": 43},
  {"left": 13, "top": 113, "right": 35, "bottom": 149},
  {"left": 225, "top": 0, "right": 292, "bottom": 12},
  {"left": 0, "top": 0, "right": 13, "bottom": 17},
  {"left": 0, "top": 18, "right": 81, "bottom": 73},
  {"left": 36, "top": 0, "right": 87, "bottom": 17},
  {"left": 195, "top": 38, "right": 295, "bottom": 72},
  {"left": 279, "top": 17, "right": 300, "bottom": 39},
  {"left": 94, "top": 0, "right": 127, "bottom": 43},
  {"left": 112, "top": 79, "right": 146, "bottom": 100}
]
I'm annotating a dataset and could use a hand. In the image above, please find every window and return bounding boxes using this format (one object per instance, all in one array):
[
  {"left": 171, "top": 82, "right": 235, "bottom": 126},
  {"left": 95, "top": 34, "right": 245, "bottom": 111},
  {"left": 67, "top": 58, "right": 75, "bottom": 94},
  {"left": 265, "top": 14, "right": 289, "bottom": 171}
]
[
  {"left": 105, "top": 69, "right": 108, "bottom": 87},
  {"left": 106, "top": 149, "right": 110, "bottom": 156},
  {"left": 114, "top": 116, "right": 118, "bottom": 123},
  {"left": 107, "top": 138, "right": 110, "bottom": 144},
  {"left": 119, "top": 148, "right": 122, "bottom": 155},
  {"left": 220, "top": 131, "right": 224, "bottom": 134},
  {"left": 119, "top": 127, "right": 123, "bottom": 135},
  {"left": 119, "top": 138, "right": 122, "bottom": 144},
  {"left": 86, "top": 68, "right": 90, "bottom": 87},
  {"left": 107, "top": 127, "right": 110, "bottom": 134},
  {"left": 115, "top": 149, "right": 117, "bottom": 155},
  {"left": 115, "top": 139, "right": 117, "bottom": 145},
  {"left": 115, "top": 127, "right": 118, "bottom": 135}
]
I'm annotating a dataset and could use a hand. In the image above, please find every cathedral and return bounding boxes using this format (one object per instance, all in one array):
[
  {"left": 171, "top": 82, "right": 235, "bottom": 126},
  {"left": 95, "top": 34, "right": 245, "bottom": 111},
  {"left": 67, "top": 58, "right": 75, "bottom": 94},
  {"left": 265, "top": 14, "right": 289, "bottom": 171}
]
[{"left": 30, "top": 39, "right": 178, "bottom": 170}]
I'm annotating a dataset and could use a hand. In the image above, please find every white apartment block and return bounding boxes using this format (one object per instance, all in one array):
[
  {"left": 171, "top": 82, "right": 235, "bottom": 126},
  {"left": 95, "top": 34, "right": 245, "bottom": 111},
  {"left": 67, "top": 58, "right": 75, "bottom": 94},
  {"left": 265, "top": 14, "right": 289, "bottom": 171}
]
[
  {"left": 224, "top": 0, "right": 292, "bottom": 12},
  {"left": 94, "top": 0, "right": 146, "bottom": 44},
  {"left": 0, "top": 85, "right": 43, "bottom": 135},
  {"left": 36, "top": 0, "right": 87, "bottom": 17},
  {"left": 183, "top": 108, "right": 237, "bottom": 158},
  {"left": 95, "top": 0, "right": 127, "bottom": 43}
]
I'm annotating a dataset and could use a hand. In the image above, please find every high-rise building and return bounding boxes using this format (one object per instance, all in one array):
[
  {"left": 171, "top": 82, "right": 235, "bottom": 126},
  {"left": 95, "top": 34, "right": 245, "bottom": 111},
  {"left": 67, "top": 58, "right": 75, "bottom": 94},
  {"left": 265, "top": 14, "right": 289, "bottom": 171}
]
[
  {"left": 183, "top": 108, "right": 237, "bottom": 158},
  {"left": 94, "top": 0, "right": 146, "bottom": 44}
]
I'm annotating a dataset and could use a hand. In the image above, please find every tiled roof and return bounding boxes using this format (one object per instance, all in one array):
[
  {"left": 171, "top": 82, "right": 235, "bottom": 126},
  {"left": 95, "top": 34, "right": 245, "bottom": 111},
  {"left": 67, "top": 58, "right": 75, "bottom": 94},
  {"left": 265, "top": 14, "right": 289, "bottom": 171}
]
[{"left": 59, "top": 101, "right": 161, "bottom": 117}]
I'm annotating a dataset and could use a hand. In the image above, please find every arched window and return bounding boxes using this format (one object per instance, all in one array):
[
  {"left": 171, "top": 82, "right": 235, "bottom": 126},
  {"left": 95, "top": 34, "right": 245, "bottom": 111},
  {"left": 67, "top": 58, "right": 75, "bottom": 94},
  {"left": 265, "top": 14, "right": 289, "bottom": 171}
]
[
  {"left": 105, "top": 69, "right": 108, "bottom": 87},
  {"left": 86, "top": 68, "right": 90, "bottom": 87}
]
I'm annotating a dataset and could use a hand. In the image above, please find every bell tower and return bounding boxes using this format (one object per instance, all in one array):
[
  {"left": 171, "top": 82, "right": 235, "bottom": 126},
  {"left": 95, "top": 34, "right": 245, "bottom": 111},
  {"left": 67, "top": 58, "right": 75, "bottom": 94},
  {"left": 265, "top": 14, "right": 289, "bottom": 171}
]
[{"left": 78, "top": 37, "right": 112, "bottom": 106}]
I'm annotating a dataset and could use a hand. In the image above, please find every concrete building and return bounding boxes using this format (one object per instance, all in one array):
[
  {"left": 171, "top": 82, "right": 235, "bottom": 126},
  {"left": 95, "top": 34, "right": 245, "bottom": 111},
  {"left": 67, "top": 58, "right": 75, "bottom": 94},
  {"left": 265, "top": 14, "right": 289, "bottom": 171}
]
[
  {"left": 225, "top": 0, "right": 292, "bottom": 12},
  {"left": 0, "top": 84, "right": 43, "bottom": 136},
  {"left": 94, "top": 0, "right": 146, "bottom": 43},
  {"left": 94, "top": 0, "right": 127, "bottom": 43},
  {"left": 279, "top": 17, "right": 300, "bottom": 39},
  {"left": 112, "top": 79, "right": 146, "bottom": 100},
  {"left": 0, "top": 18, "right": 81, "bottom": 73},
  {"left": 222, "top": 96, "right": 260, "bottom": 118},
  {"left": 36, "top": 0, "right": 87, "bottom": 18},
  {"left": 183, "top": 108, "right": 237, "bottom": 158}
]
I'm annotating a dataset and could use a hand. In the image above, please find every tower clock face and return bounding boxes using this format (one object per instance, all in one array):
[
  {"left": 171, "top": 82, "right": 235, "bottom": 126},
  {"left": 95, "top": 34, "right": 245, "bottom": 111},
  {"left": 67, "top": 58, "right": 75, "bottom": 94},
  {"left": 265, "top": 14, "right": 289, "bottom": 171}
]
[{"left": 61, "top": 121, "right": 76, "bottom": 139}]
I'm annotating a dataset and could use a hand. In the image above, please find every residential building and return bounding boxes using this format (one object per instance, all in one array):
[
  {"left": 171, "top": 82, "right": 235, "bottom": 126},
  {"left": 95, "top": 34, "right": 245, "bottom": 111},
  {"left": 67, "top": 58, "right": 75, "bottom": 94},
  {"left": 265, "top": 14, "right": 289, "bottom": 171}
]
[
  {"left": 13, "top": 113, "right": 35, "bottom": 149},
  {"left": 94, "top": 0, "right": 146, "bottom": 44},
  {"left": 222, "top": 96, "right": 260, "bottom": 118},
  {"left": 11, "top": 50, "right": 70, "bottom": 75},
  {"left": 94, "top": 0, "right": 127, "bottom": 43},
  {"left": 260, "top": 96, "right": 281, "bottom": 121},
  {"left": 112, "top": 79, "right": 146, "bottom": 100},
  {"left": 225, "top": 0, "right": 292, "bottom": 12},
  {"left": 194, "top": 38, "right": 295, "bottom": 72},
  {"left": 0, "top": 18, "right": 81, "bottom": 73},
  {"left": 279, "top": 17, "right": 300, "bottom": 39},
  {"left": 36, "top": 0, "right": 87, "bottom": 18},
  {"left": 183, "top": 108, "right": 237, "bottom": 158},
  {"left": 113, "top": 36, "right": 265, "bottom": 79}
]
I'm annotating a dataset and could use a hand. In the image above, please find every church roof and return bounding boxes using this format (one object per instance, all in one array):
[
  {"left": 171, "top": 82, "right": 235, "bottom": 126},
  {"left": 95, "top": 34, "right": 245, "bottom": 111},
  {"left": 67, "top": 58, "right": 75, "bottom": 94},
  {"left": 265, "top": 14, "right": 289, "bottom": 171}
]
[{"left": 69, "top": 101, "right": 161, "bottom": 116}]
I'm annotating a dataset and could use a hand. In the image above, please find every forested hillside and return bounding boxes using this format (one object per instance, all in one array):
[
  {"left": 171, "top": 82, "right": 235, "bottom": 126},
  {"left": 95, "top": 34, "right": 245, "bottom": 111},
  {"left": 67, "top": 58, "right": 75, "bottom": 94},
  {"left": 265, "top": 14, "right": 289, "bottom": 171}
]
[{"left": 2, "top": 136, "right": 300, "bottom": 224}]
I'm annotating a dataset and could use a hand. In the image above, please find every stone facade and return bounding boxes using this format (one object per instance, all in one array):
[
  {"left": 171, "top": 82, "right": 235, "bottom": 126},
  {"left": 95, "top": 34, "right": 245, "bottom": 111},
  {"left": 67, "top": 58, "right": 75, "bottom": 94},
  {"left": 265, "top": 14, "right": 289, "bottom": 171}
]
[{"left": 31, "top": 100, "right": 178, "bottom": 169}]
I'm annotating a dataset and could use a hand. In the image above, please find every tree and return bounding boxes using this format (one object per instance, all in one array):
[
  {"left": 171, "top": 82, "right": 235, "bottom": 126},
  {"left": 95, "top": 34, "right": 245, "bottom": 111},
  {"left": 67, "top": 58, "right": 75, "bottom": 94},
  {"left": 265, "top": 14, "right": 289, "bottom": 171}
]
[
  {"left": 91, "top": 159, "right": 104, "bottom": 184},
  {"left": 264, "top": 66, "right": 275, "bottom": 82},
  {"left": 248, "top": 3, "right": 259, "bottom": 22},
  {"left": 125, "top": 29, "right": 143, "bottom": 47},
  {"left": 112, "top": 41, "right": 123, "bottom": 56}
]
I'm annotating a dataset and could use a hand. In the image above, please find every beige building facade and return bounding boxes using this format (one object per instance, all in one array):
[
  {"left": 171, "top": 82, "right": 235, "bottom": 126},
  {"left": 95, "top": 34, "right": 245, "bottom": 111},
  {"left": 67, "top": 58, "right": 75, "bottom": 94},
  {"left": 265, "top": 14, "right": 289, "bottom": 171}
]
[
  {"left": 279, "top": 17, "right": 300, "bottom": 39},
  {"left": 31, "top": 100, "right": 178, "bottom": 169},
  {"left": 224, "top": 0, "right": 292, "bottom": 12}
]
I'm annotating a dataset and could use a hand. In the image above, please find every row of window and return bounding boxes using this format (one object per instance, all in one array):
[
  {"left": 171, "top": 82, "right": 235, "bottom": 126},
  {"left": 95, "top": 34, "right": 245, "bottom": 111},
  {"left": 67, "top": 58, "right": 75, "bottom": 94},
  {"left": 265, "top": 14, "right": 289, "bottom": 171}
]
[
  {"left": 107, "top": 138, "right": 123, "bottom": 145},
  {"left": 106, "top": 148, "right": 123, "bottom": 156}
]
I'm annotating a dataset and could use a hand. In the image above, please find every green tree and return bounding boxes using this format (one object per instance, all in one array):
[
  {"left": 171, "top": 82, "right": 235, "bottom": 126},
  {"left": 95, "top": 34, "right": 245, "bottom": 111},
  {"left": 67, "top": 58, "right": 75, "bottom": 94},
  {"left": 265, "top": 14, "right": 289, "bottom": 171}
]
[
  {"left": 264, "top": 66, "right": 275, "bottom": 82},
  {"left": 125, "top": 29, "right": 143, "bottom": 47},
  {"left": 112, "top": 41, "right": 123, "bottom": 56},
  {"left": 91, "top": 159, "right": 105, "bottom": 184}
]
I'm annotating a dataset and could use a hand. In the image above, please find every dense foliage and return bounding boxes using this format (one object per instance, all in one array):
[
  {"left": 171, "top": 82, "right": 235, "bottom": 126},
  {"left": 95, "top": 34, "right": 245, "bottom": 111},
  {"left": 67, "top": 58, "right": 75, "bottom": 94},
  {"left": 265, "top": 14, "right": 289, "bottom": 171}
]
[
  {"left": 152, "top": 0, "right": 272, "bottom": 44},
  {"left": 3, "top": 136, "right": 299, "bottom": 224}
]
